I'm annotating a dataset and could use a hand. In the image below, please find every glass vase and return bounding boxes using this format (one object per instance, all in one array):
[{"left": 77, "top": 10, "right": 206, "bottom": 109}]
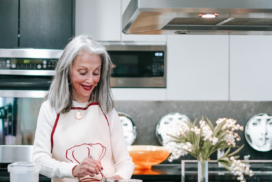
[{"left": 198, "top": 160, "right": 208, "bottom": 182}]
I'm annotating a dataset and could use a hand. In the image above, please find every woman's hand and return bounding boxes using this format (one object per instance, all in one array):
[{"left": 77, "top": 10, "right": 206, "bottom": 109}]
[
  {"left": 72, "top": 157, "right": 103, "bottom": 178},
  {"left": 108, "top": 175, "right": 123, "bottom": 180}
]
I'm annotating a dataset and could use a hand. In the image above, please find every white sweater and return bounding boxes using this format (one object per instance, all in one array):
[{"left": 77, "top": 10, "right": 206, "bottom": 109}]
[{"left": 33, "top": 100, "right": 135, "bottom": 180}]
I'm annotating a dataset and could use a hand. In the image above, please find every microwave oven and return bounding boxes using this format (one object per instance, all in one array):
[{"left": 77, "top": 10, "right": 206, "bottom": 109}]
[{"left": 106, "top": 44, "right": 166, "bottom": 88}]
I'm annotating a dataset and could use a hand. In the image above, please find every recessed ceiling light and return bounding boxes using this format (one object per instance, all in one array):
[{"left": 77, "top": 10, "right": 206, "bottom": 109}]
[{"left": 199, "top": 13, "right": 218, "bottom": 18}]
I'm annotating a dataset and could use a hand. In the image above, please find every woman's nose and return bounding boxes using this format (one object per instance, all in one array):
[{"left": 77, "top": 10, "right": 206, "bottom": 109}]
[
  {"left": 86, "top": 74, "right": 94, "bottom": 84},
  {"left": 261, "top": 120, "right": 268, "bottom": 136}
]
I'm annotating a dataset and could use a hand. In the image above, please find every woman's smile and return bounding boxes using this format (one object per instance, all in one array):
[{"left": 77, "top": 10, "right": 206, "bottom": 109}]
[{"left": 81, "top": 84, "right": 93, "bottom": 90}]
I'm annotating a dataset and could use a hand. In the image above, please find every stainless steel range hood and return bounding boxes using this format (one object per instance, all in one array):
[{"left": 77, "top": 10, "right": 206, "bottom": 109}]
[{"left": 122, "top": 0, "right": 272, "bottom": 35}]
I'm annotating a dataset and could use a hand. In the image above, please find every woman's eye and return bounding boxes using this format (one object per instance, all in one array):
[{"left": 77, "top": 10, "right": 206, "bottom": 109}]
[
  {"left": 80, "top": 72, "right": 87, "bottom": 75},
  {"left": 252, "top": 122, "right": 258, "bottom": 126},
  {"left": 94, "top": 73, "right": 99, "bottom": 76}
]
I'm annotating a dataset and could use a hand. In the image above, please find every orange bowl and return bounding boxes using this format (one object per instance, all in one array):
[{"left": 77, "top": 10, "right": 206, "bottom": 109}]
[{"left": 128, "top": 145, "right": 170, "bottom": 169}]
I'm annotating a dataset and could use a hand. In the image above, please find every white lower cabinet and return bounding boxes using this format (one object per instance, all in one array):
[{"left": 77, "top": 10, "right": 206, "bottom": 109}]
[
  {"left": 167, "top": 35, "right": 229, "bottom": 100},
  {"left": 230, "top": 35, "right": 272, "bottom": 101}
]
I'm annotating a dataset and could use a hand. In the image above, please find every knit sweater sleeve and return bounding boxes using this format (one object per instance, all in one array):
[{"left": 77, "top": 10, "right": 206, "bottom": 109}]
[{"left": 32, "top": 101, "right": 77, "bottom": 179}]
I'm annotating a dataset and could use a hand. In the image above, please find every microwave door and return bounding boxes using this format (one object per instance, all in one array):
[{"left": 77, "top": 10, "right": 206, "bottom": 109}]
[{"left": 109, "top": 50, "right": 166, "bottom": 88}]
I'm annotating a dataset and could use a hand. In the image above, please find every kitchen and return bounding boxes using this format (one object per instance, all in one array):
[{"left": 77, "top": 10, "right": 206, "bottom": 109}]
[{"left": 1, "top": 0, "right": 272, "bottom": 182}]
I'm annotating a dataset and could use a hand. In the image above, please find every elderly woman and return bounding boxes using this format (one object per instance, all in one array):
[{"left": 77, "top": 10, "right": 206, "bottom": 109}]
[{"left": 33, "top": 35, "right": 135, "bottom": 182}]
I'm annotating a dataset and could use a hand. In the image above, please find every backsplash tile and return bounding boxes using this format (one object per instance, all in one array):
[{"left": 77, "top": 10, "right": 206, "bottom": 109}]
[{"left": 115, "top": 101, "right": 272, "bottom": 162}]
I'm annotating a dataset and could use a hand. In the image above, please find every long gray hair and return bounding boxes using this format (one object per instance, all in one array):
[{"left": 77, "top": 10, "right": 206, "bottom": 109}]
[{"left": 46, "top": 35, "right": 114, "bottom": 114}]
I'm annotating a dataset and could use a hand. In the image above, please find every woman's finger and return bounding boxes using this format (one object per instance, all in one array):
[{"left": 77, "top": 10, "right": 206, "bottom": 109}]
[
  {"left": 87, "top": 166, "right": 99, "bottom": 175},
  {"left": 87, "top": 159, "right": 102, "bottom": 172},
  {"left": 87, "top": 158, "right": 100, "bottom": 167},
  {"left": 85, "top": 168, "right": 95, "bottom": 177},
  {"left": 94, "top": 160, "right": 102, "bottom": 170},
  {"left": 82, "top": 161, "right": 97, "bottom": 176}
]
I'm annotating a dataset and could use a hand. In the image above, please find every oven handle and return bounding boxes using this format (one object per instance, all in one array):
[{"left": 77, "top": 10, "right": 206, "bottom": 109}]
[
  {"left": 0, "top": 80, "right": 52, "bottom": 87},
  {"left": 0, "top": 70, "right": 55, "bottom": 76}
]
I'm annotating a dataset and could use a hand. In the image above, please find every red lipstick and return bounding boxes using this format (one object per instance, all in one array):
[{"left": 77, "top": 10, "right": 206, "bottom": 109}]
[{"left": 81, "top": 84, "right": 93, "bottom": 90}]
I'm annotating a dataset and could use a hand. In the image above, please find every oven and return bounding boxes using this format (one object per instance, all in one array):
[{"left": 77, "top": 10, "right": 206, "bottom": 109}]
[
  {"left": 0, "top": 49, "right": 61, "bottom": 147},
  {"left": 0, "top": 49, "right": 62, "bottom": 181}
]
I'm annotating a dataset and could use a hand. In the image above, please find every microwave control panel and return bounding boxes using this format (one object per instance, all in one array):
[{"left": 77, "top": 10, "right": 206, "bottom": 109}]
[
  {"left": 152, "top": 52, "right": 164, "bottom": 76},
  {"left": 0, "top": 58, "right": 58, "bottom": 70}
]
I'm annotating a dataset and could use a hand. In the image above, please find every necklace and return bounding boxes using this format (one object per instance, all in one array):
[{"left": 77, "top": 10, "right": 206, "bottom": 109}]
[{"left": 73, "top": 101, "right": 90, "bottom": 120}]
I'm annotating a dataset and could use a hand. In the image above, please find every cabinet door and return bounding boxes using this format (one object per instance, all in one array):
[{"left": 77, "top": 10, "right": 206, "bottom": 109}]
[
  {"left": 20, "top": 0, "right": 74, "bottom": 49},
  {"left": 76, "top": 0, "right": 121, "bottom": 41},
  {"left": 0, "top": 0, "right": 18, "bottom": 48},
  {"left": 121, "top": 0, "right": 166, "bottom": 42},
  {"left": 230, "top": 35, "right": 272, "bottom": 101},
  {"left": 167, "top": 35, "right": 229, "bottom": 100},
  {"left": 112, "top": 88, "right": 166, "bottom": 101}
]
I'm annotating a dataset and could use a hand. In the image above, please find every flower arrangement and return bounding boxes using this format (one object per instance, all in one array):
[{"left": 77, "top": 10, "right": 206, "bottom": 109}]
[{"left": 164, "top": 117, "right": 254, "bottom": 182}]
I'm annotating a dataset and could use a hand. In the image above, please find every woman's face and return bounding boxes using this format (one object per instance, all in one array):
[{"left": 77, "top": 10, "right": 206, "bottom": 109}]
[
  {"left": 70, "top": 51, "right": 102, "bottom": 103},
  {"left": 246, "top": 114, "right": 272, "bottom": 151}
]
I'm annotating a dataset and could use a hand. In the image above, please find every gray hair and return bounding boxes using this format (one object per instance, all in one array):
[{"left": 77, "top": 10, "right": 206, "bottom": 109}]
[{"left": 46, "top": 35, "right": 114, "bottom": 114}]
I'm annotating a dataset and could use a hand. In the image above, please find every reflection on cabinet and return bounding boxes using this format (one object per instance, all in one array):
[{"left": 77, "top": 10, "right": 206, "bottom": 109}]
[
  {"left": 121, "top": 0, "right": 166, "bottom": 42},
  {"left": 0, "top": 0, "right": 74, "bottom": 49},
  {"left": 76, "top": 0, "right": 121, "bottom": 41},
  {"left": 230, "top": 35, "right": 272, "bottom": 101},
  {"left": 0, "top": 0, "right": 18, "bottom": 48},
  {"left": 167, "top": 35, "right": 229, "bottom": 101},
  {"left": 20, "top": 0, "right": 74, "bottom": 49}
]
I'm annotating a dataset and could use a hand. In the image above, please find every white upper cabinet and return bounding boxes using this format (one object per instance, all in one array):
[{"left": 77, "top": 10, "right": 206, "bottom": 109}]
[
  {"left": 121, "top": 0, "right": 166, "bottom": 42},
  {"left": 112, "top": 88, "right": 166, "bottom": 101},
  {"left": 167, "top": 35, "right": 229, "bottom": 101},
  {"left": 76, "top": 0, "right": 121, "bottom": 41},
  {"left": 230, "top": 35, "right": 272, "bottom": 101}
]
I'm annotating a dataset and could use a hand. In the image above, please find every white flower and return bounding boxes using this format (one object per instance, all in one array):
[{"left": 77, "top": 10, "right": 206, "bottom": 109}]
[
  {"left": 199, "top": 121, "right": 215, "bottom": 145},
  {"left": 223, "top": 132, "right": 236, "bottom": 146},
  {"left": 212, "top": 137, "right": 218, "bottom": 145},
  {"left": 186, "top": 142, "right": 192, "bottom": 147},
  {"left": 229, "top": 158, "right": 254, "bottom": 182},
  {"left": 216, "top": 118, "right": 226, "bottom": 125}
]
